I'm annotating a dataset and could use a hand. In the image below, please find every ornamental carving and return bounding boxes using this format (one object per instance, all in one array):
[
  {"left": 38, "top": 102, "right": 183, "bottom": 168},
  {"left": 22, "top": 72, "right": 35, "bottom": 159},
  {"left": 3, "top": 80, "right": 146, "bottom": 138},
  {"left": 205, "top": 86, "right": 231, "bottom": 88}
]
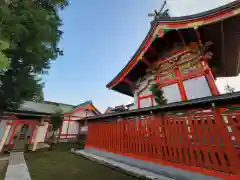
[
  {"left": 177, "top": 51, "right": 200, "bottom": 65},
  {"left": 151, "top": 42, "right": 213, "bottom": 75},
  {"left": 152, "top": 44, "right": 201, "bottom": 72},
  {"left": 156, "top": 70, "right": 175, "bottom": 81}
]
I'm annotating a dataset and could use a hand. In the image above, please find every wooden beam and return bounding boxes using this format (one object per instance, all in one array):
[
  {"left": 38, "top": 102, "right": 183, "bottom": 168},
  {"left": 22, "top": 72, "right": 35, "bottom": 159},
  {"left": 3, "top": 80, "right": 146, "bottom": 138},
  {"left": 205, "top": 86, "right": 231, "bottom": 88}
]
[
  {"left": 177, "top": 30, "right": 186, "bottom": 46},
  {"left": 123, "top": 78, "right": 137, "bottom": 90},
  {"left": 220, "top": 20, "right": 226, "bottom": 76},
  {"left": 194, "top": 28, "right": 203, "bottom": 47},
  {"left": 142, "top": 57, "right": 151, "bottom": 68},
  {"left": 148, "top": 46, "right": 156, "bottom": 55}
]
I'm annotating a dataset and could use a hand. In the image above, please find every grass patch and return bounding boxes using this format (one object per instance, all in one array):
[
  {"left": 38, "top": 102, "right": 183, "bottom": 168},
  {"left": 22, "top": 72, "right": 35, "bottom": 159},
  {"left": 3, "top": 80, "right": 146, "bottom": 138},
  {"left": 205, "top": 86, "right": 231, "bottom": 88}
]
[
  {"left": 0, "top": 160, "right": 8, "bottom": 180},
  {"left": 25, "top": 143, "right": 137, "bottom": 180}
]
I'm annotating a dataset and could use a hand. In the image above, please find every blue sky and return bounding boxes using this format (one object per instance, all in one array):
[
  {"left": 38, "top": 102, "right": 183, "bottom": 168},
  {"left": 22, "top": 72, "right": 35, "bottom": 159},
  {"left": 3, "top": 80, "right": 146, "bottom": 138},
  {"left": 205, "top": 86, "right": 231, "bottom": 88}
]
[
  {"left": 43, "top": 0, "right": 163, "bottom": 112},
  {"left": 43, "top": 0, "right": 237, "bottom": 112}
]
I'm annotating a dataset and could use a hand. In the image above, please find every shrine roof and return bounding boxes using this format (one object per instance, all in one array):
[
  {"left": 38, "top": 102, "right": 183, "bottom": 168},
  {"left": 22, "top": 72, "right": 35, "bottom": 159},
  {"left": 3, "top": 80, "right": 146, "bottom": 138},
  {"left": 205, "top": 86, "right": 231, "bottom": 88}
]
[
  {"left": 106, "top": 1, "right": 240, "bottom": 96},
  {"left": 18, "top": 100, "right": 101, "bottom": 115},
  {"left": 71, "top": 100, "right": 101, "bottom": 115}
]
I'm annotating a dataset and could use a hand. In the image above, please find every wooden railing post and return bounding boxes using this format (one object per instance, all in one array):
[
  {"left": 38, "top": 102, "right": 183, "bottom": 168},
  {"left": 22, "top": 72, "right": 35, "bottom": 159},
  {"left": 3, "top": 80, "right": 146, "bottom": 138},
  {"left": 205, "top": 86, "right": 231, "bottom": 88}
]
[{"left": 212, "top": 106, "right": 240, "bottom": 175}]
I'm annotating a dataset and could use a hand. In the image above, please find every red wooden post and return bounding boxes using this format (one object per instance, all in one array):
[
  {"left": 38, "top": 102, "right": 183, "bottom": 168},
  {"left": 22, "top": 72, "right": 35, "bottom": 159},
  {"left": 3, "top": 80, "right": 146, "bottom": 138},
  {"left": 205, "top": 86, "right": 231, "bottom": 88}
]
[
  {"left": 175, "top": 68, "right": 188, "bottom": 101},
  {"left": 212, "top": 107, "right": 240, "bottom": 175},
  {"left": 8, "top": 123, "right": 19, "bottom": 145}
]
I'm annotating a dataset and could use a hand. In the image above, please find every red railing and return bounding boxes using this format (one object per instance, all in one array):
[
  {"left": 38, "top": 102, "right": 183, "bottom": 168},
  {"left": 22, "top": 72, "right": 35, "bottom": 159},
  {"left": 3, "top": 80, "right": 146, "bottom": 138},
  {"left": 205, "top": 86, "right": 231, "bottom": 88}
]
[{"left": 85, "top": 93, "right": 240, "bottom": 178}]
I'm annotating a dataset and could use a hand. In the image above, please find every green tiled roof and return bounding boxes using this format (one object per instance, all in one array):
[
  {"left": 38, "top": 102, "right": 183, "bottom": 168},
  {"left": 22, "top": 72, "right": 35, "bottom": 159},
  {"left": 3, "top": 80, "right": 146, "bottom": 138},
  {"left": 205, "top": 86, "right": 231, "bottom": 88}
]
[
  {"left": 18, "top": 100, "right": 96, "bottom": 114},
  {"left": 71, "top": 101, "right": 92, "bottom": 111}
]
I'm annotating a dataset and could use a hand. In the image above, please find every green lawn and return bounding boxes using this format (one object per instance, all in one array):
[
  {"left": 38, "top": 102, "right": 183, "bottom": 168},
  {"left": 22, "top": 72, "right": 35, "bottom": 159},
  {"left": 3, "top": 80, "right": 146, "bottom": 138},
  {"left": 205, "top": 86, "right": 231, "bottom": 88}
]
[
  {"left": 0, "top": 160, "right": 8, "bottom": 180},
  {"left": 25, "top": 143, "right": 137, "bottom": 180}
]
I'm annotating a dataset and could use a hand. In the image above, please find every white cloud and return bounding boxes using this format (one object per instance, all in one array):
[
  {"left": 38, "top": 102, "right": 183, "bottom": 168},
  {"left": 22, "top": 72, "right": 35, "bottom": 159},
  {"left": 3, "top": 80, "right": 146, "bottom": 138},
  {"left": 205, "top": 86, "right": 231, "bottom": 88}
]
[
  {"left": 167, "top": 0, "right": 235, "bottom": 16},
  {"left": 166, "top": 0, "right": 240, "bottom": 93},
  {"left": 216, "top": 76, "right": 240, "bottom": 93}
]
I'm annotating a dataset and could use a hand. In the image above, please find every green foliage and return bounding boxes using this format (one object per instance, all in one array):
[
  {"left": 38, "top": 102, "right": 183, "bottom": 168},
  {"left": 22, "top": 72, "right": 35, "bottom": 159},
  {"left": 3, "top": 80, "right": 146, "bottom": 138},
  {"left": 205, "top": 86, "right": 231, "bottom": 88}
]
[
  {"left": 0, "top": 0, "right": 68, "bottom": 110},
  {"left": 150, "top": 83, "right": 167, "bottom": 105},
  {"left": 51, "top": 107, "right": 64, "bottom": 131},
  {"left": 32, "top": 82, "right": 45, "bottom": 102},
  {"left": 225, "top": 83, "right": 235, "bottom": 93},
  {"left": 0, "top": 39, "right": 9, "bottom": 69}
]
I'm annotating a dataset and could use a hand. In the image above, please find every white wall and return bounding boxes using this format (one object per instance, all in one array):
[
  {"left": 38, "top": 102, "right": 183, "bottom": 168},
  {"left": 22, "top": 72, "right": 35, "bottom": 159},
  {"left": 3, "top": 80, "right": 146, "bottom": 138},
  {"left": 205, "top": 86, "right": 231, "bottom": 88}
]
[
  {"left": 183, "top": 75, "right": 212, "bottom": 99},
  {"left": 0, "top": 121, "right": 7, "bottom": 142},
  {"left": 61, "top": 109, "right": 97, "bottom": 138},
  {"left": 31, "top": 122, "right": 48, "bottom": 143},
  {"left": 60, "top": 121, "right": 69, "bottom": 138},
  {"left": 37, "top": 122, "right": 48, "bottom": 142},
  {"left": 162, "top": 83, "right": 182, "bottom": 103},
  {"left": 135, "top": 75, "right": 154, "bottom": 96},
  {"left": 133, "top": 73, "right": 212, "bottom": 108},
  {"left": 69, "top": 110, "right": 86, "bottom": 120},
  {"left": 5, "top": 125, "right": 17, "bottom": 144},
  {"left": 134, "top": 75, "right": 155, "bottom": 109}
]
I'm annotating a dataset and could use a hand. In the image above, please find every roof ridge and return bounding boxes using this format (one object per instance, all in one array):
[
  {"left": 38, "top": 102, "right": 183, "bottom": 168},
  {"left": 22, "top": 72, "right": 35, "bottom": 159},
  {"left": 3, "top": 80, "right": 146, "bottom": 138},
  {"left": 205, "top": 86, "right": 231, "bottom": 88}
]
[
  {"left": 74, "top": 100, "right": 92, "bottom": 108},
  {"left": 43, "top": 101, "right": 75, "bottom": 107}
]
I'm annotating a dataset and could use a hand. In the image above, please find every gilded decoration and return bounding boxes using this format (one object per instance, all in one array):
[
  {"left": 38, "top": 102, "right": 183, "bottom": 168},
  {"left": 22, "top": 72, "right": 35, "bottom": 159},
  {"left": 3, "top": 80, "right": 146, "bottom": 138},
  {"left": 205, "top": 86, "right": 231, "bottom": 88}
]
[
  {"left": 150, "top": 43, "right": 214, "bottom": 82},
  {"left": 152, "top": 44, "right": 201, "bottom": 73},
  {"left": 156, "top": 70, "right": 175, "bottom": 81},
  {"left": 179, "top": 61, "right": 202, "bottom": 75}
]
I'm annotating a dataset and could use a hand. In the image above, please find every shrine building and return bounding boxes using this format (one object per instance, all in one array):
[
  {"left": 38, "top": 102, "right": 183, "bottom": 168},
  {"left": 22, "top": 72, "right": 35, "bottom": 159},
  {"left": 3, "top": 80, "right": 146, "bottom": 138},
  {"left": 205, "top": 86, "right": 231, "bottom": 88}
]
[
  {"left": 82, "top": 1, "right": 240, "bottom": 179},
  {"left": 106, "top": 1, "right": 240, "bottom": 109},
  {"left": 0, "top": 100, "right": 100, "bottom": 152}
]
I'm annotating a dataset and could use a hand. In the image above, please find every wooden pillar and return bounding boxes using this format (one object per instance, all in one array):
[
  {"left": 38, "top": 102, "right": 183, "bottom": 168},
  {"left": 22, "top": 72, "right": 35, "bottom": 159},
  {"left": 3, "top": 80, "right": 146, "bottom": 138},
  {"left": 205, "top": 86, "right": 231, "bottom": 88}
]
[
  {"left": 175, "top": 68, "right": 188, "bottom": 100},
  {"left": 123, "top": 78, "right": 136, "bottom": 90},
  {"left": 44, "top": 122, "right": 50, "bottom": 140},
  {"left": 0, "top": 123, "right": 12, "bottom": 152},
  {"left": 177, "top": 30, "right": 186, "bottom": 46},
  {"left": 66, "top": 117, "right": 70, "bottom": 139},
  {"left": 32, "top": 125, "right": 40, "bottom": 151},
  {"left": 201, "top": 60, "right": 220, "bottom": 95},
  {"left": 194, "top": 28, "right": 203, "bottom": 47},
  {"left": 142, "top": 57, "right": 151, "bottom": 68}
]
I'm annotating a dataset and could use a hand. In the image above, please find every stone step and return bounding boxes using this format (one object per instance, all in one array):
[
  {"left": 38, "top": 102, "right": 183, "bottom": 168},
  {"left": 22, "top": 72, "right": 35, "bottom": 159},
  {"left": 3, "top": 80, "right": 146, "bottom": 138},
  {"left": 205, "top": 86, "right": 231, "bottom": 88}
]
[
  {"left": 73, "top": 150, "right": 174, "bottom": 180},
  {"left": 10, "top": 149, "right": 25, "bottom": 153}
]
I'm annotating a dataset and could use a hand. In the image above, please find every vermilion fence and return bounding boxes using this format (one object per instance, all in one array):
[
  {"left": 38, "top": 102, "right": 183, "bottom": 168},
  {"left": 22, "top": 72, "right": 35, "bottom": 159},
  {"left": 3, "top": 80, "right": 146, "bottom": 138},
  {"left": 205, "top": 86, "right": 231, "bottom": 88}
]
[{"left": 85, "top": 93, "right": 240, "bottom": 178}]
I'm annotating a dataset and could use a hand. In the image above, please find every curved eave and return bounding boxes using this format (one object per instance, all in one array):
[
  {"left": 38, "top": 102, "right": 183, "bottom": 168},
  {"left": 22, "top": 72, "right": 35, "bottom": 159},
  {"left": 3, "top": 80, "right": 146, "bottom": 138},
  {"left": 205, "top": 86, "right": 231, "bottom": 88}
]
[
  {"left": 88, "top": 103, "right": 101, "bottom": 115},
  {"left": 106, "top": 0, "right": 240, "bottom": 93}
]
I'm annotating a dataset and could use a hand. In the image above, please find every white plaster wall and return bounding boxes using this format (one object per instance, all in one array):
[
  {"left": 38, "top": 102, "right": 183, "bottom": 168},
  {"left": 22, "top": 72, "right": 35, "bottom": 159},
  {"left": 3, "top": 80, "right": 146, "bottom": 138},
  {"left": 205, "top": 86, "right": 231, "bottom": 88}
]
[
  {"left": 134, "top": 75, "right": 154, "bottom": 108},
  {"left": 33, "top": 122, "right": 48, "bottom": 143},
  {"left": 5, "top": 125, "right": 15, "bottom": 144},
  {"left": 133, "top": 93, "right": 138, "bottom": 109},
  {"left": 61, "top": 121, "right": 69, "bottom": 135},
  {"left": 135, "top": 75, "right": 154, "bottom": 96},
  {"left": 62, "top": 109, "right": 97, "bottom": 137},
  {"left": 67, "top": 121, "right": 78, "bottom": 135},
  {"left": 0, "top": 121, "right": 7, "bottom": 142},
  {"left": 70, "top": 110, "right": 86, "bottom": 120},
  {"left": 183, "top": 75, "right": 212, "bottom": 99},
  {"left": 80, "top": 125, "right": 88, "bottom": 135},
  {"left": 86, "top": 111, "right": 96, "bottom": 117},
  {"left": 162, "top": 83, "right": 182, "bottom": 103}
]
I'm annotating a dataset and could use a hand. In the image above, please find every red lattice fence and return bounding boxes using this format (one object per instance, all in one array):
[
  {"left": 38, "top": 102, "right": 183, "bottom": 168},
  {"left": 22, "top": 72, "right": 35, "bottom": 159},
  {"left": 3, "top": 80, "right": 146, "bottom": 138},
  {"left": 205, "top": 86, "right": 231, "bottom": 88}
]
[{"left": 86, "top": 108, "right": 240, "bottom": 177}]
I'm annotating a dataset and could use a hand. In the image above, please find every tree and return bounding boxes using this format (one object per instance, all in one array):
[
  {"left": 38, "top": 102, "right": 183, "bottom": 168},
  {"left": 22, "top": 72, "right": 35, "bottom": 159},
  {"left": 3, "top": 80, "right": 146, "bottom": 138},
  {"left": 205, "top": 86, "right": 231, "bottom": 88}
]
[
  {"left": 0, "top": 0, "right": 68, "bottom": 112},
  {"left": 150, "top": 83, "right": 167, "bottom": 105},
  {"left": 32, "top": 81, "right": 45, "bottom": 102},
  {"left": 225, "top": 83, "right": 235, "bottom": 93},
  {"left": 49, "top": 107, "right": 64, "bottom": 149}
]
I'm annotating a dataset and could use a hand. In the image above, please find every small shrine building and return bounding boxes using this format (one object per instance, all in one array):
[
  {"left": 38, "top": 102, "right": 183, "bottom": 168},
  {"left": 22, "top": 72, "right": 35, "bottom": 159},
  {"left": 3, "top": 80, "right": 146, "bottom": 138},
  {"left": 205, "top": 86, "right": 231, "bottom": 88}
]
[{"left": 0, "top": 100, "right": 100, "bottom": 152}]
